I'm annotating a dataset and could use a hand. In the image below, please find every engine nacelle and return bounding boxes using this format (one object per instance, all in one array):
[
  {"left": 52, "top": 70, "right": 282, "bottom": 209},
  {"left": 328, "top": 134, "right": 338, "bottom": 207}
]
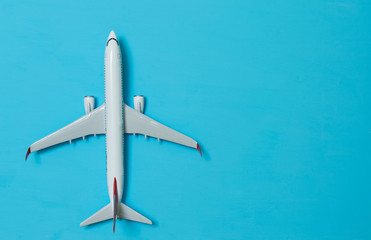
[
  {"left": 133, "top": 95, "right": 144, "bottom": 113},
  {"left": 84, "top": 96, "right": 95, "bottom": 114}
]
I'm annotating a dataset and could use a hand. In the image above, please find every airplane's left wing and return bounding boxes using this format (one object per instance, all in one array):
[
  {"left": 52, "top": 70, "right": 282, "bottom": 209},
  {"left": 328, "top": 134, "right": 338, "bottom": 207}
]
[{"left": 26, "top": 104, "right": 106, "bottom": 159}]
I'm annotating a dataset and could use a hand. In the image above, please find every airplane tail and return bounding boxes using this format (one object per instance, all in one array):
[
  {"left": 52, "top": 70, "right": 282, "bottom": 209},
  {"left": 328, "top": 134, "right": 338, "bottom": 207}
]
[
  {"left": 80, "top": 203, "right": 152, "bottom": 230},
  {"left": 80, "top": 177, "right": 152, "bottom": 231}
]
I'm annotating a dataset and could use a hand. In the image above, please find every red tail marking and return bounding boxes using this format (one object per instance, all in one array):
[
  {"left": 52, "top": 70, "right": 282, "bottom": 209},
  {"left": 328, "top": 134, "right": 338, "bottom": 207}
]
[
  {"left": 25, "top": 147, "right": 31, "bottom": 160},
  {"left": 197, "top": 143, "right": 202, "bottom": 157},
  {"left": 113, "top": 177, "right": 117, "bottom": 233},
  {"left": 113, "top": 177, "right": 117, "bottom": 195}
]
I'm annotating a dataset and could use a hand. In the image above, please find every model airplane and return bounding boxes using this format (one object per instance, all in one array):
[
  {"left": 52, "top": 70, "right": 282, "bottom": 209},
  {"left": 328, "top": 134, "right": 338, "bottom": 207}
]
[{"left": 26, "top": 30, "right": 201, "bottom": 232}]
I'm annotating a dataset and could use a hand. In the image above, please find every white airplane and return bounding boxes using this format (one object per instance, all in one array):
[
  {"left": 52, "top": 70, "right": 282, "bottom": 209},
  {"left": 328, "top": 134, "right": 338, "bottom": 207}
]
[{"left": 26, "top": 30, "right": 201, "bottom": 232}]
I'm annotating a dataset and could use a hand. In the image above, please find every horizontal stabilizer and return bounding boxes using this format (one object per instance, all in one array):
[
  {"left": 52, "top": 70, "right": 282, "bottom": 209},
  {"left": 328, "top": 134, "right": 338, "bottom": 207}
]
[
  {"left": 80, "top": 203, "right": 112, "bottom": 227},
  {"left": 119, "top": 203, "right": 152, "bottom": 225}
]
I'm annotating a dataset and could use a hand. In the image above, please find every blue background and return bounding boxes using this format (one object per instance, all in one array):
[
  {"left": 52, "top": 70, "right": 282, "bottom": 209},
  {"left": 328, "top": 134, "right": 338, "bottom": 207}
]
[{"left": 0, "top": 0, "right": 370, "bottom": 239}]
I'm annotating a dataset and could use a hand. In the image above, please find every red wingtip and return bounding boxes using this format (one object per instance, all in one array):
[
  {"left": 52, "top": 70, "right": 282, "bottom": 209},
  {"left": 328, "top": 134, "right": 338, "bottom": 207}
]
[
  {"left": 113, "top": 220, "right": 116, "bottom": 232},
  {"left": 25, "top": 147, "right": 31, "bottom": 160},
  {"left": 197, "top": 143, "right": 202, "bottom": 157}
]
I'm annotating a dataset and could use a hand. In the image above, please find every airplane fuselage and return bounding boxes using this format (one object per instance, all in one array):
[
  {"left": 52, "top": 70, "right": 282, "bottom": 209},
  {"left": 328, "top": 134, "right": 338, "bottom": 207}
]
[{"left": 105, "top": 34, "right": 124, "bottom": 206}]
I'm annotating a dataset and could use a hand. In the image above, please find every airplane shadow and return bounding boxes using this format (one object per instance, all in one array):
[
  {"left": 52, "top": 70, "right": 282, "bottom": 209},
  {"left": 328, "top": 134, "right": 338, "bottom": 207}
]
[
  {"left": 118, "top": 36, "right": 131, "bottom": 206},
  {"left": 119, "top": 37, "right": 157, "bottom": 235}
]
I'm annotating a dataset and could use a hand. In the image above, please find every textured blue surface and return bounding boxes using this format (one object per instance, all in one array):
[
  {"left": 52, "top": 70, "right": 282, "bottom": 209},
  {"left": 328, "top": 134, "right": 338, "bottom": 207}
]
[{"left": 0, "top": 0, "right": 370, "bottom": 239}]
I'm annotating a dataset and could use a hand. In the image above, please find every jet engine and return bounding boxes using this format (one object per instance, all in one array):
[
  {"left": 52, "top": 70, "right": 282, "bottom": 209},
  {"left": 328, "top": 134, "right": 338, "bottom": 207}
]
[
  {"left": 133, "top": 95, "right": 144, "bottom": 113},
  {"left": 84, "top": 96, "right": 95, "bottom": 114}
]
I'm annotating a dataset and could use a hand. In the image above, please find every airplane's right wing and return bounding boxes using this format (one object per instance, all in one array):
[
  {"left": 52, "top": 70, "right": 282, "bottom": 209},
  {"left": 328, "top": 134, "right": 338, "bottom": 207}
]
[{"left": 123, "top": 104, "right": 201, "bottom": 155}]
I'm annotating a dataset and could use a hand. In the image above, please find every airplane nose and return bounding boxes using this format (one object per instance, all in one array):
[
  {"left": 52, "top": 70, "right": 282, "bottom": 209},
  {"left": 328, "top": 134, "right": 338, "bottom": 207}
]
[
  {"left": 108, "top": 30, "right": 117, "bottom": 40},
  {"left": 106, "top": 30, "right": 119, "bottom": 46}
]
